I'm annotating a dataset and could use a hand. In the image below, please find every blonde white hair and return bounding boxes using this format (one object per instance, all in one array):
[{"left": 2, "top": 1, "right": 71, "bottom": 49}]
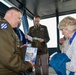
[{"left": 58, "top": 16, "right": 76, "bottom": 32}]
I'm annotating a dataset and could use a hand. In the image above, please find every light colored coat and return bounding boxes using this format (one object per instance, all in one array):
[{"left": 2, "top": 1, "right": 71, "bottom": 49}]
[{"left": 66, "top": 36, "right": 76, "bottom": 75}]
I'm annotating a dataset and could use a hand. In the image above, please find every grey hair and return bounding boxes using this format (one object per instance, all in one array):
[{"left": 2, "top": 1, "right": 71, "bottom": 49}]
[{"left": 58, "top": 16, "right": 76, "bottom": 32}]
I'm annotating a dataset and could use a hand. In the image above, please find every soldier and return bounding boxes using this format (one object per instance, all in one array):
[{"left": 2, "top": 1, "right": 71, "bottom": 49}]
[
  {"left": 26, "top": 15, "right": 50, "bottom": 75},
  {"left": 0, "top": 7, "right": 34, "bottom": 75}
]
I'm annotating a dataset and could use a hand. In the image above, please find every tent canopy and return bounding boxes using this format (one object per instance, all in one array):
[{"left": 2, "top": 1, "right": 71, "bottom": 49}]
[{"left": 7, "top": 0, "right": 76, "bottom": 19}]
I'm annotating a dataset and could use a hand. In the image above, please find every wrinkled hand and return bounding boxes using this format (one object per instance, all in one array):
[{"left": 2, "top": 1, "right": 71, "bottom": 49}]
[{"left": 59, "top": 37, "right": 65, "bottom": 44}]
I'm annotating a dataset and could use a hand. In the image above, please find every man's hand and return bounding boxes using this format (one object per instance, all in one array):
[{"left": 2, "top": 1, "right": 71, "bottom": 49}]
[
  {"left": 20, "top": 44, "right": 28, "bottom": 48},
  {"left": 25, "top": 34, "right": 28, "bottom": 39},
  {"left": 25, "top": 34, "right": 33, "bottom": 42},
  {"left": 29, "top": 61, "right": 35, "bottom": 67},
  {"left": 39, "top": 38, "right": 44, "bottom": 43}
]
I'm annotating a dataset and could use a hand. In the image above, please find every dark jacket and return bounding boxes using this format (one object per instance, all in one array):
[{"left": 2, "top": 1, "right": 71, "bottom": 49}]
[
  {"left": 28, "top": 25, "right": 50, "bottom": 55},
  {"left": 0, "top": 18, "right": 32, "bottom": 75},
  {"left": 13, "top": 28, "right": 26, "bottom": 45}
]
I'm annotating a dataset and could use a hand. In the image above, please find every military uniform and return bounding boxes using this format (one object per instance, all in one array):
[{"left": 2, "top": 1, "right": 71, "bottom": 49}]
[
  {"left": 28, "top": 25, "right": 50, "bottom": 75},
  {"left": 28, "top": 25, "right": 50, "bottom": 55},
  {"left": 0, "top": 18, "right": 32, "bottom": 75}
]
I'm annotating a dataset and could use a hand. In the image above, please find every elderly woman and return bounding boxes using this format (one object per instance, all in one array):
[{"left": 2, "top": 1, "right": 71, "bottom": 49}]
[
  {"left": 49, "top": 16, "right": 76, "bottom": 75},
  {"left": 58, "top": 16, "right": 76, "bottom": 75}
]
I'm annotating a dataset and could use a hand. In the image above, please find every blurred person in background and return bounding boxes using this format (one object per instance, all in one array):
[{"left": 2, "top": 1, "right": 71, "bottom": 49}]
[{"left": 26, "top": 15, "right": 50, "bottom": 75}]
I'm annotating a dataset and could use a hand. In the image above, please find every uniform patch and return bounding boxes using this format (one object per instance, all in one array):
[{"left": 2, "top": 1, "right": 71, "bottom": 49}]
[{"left": 1, "top": 23, "right": 7, "bottom": 29}]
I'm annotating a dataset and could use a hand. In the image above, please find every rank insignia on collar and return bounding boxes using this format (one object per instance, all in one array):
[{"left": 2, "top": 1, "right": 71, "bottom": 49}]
[{"left": 1, "top": 23, "right": 7, "bottom": 29}]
